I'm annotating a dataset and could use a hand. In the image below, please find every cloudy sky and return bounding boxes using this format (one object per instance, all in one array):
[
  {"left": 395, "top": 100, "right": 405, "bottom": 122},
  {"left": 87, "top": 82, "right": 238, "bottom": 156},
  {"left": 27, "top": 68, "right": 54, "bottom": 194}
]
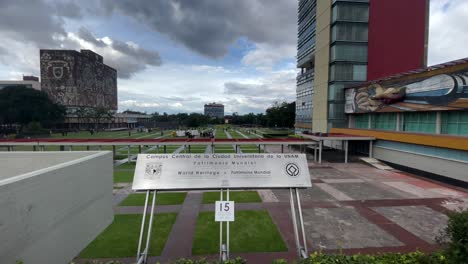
[{"left": 0, "top": 0, "right": 467, "bottom": 114}]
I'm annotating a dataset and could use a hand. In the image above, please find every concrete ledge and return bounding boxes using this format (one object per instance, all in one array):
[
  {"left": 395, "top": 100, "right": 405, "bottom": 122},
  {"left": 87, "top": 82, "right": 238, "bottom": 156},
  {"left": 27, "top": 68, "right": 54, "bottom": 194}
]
[
  {"left": 374, "top": 147, "right": 468, "bottom": 183},
  {"left": 0, "top": 151, "right": 114, "bottom": 264}
]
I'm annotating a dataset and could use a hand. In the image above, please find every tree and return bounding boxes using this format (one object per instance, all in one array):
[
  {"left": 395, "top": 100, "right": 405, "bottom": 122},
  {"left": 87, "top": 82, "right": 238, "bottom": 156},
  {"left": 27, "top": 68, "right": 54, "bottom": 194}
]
[
  {"left": 89, "top": 107, "right": 114, "bottom": 130},
  {"left": 265, "top": 101, "right": 295, "bottom": 128},
  {"left": 75, "top": 106, "right": 92, "bottom": 130},
  {"left": 0, "top": 86, "right": 65, "bottom": 131}
]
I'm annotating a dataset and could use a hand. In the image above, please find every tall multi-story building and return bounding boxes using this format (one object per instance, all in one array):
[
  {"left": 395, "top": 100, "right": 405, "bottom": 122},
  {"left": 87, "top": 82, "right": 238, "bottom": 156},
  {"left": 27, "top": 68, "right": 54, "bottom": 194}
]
[
  {"left": 204, "top": 103, "right": 224, "bottom": 119},
  {"left": 0, "top": 76, "right": 41, "bottom": 91},
  {"left": 40, "top": 49, "right": 117, "bottom": 111},
  {"left": 295, "top": 0, "right": 429, "bottom": 133}
]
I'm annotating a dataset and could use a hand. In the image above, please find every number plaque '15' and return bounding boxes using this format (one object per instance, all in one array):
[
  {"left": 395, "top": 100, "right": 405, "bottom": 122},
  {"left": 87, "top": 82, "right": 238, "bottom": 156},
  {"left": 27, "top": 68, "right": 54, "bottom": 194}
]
[{"left": 215, "top": 201, "right": 234, "bottom": 222}]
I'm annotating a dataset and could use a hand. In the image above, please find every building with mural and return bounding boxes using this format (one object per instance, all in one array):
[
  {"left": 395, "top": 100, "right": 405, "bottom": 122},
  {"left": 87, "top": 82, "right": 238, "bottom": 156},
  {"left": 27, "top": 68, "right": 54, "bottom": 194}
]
[
  {"left": 40, "top": 49, "right": 117, "bottom": 111},
  {"left": 334, "top": 58, "right": 468, "bottom": 185},
  {"left": 295, "top": 0, "right": 429, "bottom": 132}
]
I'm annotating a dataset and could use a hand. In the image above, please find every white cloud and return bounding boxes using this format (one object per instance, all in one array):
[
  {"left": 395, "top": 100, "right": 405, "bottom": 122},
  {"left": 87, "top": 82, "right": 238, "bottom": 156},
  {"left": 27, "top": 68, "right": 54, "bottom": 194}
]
[
  {"left": 428, "top": 0, "right": 468, "bottom": 65},
  {"left": 116, "top": 63, "right": 297, "bottom": 114},
  {"left": 241, "top": 43, "right": 296, "bottom": 72}
]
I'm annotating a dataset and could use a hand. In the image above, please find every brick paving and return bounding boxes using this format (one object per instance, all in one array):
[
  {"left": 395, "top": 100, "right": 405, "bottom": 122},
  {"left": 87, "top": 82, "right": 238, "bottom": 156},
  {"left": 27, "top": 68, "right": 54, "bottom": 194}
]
[{"left": 75, "top": 146, "right": 468, "bottom": 264}]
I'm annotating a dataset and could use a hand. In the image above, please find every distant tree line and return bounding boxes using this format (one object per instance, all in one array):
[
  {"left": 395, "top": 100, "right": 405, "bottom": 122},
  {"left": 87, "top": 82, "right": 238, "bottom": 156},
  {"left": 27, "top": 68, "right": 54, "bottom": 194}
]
[
  {"left": 150, "top": 112, "right": 222, "bottom": 128},
  {"left": 229, "top": 101, "right": 295, "bottom": 128},
  {"left": 148, "top": 101, "right": 295, "bottom": 128},
  {"left": 0, "top": 85, "right": 296, "bottom": 134},
  {"left": 0, "top": 86, "right": 66, "bottom": 134}
]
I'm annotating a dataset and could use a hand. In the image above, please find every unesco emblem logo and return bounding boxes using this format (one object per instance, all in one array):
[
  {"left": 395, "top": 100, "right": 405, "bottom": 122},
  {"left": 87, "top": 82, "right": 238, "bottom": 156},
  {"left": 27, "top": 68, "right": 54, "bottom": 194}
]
[{"left": 285, "top": 162, "right": 300, "bottom": 177}]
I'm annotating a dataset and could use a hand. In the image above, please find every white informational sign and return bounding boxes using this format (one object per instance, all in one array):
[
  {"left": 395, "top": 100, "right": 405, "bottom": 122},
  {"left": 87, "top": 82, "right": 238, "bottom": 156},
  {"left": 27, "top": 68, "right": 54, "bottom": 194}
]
[
  {"left": 215, "top": 201, "right": 235, "bottom": 222},
  {"left": 132, "top": 153, "right": 311, "bottom": 190}
]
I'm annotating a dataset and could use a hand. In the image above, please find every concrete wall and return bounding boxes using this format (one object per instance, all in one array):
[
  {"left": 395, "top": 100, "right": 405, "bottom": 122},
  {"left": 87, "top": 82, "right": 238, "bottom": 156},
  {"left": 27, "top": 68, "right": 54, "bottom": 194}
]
[
  {"left": 374, "top": 147, "right": 468, "bottom": 183},
  {"left": 0, "top": 151, "right": 114, "bottom": 264},
  {"left": 312, "top": 0, "right": 331, "bottom": 133}
]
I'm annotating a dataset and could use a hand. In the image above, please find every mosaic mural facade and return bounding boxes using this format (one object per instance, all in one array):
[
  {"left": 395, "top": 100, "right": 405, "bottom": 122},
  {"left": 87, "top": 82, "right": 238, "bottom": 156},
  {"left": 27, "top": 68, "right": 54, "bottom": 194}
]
[
  {"left": 345, "top": 68, "right": 468, "bottom": 113},
  {"left": 40, "top": 49, "right": 117, "bottom": 110}
]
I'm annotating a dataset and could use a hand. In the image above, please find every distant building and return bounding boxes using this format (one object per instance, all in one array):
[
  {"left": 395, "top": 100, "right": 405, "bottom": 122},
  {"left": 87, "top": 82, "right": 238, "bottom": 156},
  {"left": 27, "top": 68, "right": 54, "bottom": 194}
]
[
  {"left": 0, "top": 76, "right": 41, "bottom": 90},
  {"left": 204, "top": 103, "right": 224, "bottom": 119},
  {"left": 40, "top": 49, "right": 117, "bottom": 111}
]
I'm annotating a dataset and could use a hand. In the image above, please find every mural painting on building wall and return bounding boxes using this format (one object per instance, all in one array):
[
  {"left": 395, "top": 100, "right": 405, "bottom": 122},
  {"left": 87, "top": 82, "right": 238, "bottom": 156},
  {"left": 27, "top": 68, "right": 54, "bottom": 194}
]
[
  {"left": 345, "top": 70, "right": 468, "bottom": 113},
  {"left": 40, "top": 50, "right": 117, "bottom": 110}
]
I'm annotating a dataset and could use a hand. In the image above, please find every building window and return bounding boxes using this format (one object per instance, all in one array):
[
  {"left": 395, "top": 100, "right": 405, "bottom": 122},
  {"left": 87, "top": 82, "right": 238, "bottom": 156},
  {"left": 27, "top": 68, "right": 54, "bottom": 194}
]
[
  {"left": 331, "top": 23, "right": 368, "bottom": 42},
  {"left": 330, "top": 64, "right": 367, "bottom": 81},
  {"left": 328, "top": 83, "right": 345, "bottom": 101},
  {"left": 441, "top": 111, "right": 468, "bottom": 136},
  {"left": 332, "top": 3, "right": 369, "bottom": 22},
  {"left": 402, "top": 112, "right": 437, "bottom": 133},
  {"left": 354, "top": 114, "right": 369, "bottom": 128},
  {"left": 328, "top": 103, "right": 345, "bottom": 121},
  {"left": 330, "top": 44, "right": 368, "bottom": 62},
  {"left": 371, "top": 113, "right": 396, "bottom": 131}
]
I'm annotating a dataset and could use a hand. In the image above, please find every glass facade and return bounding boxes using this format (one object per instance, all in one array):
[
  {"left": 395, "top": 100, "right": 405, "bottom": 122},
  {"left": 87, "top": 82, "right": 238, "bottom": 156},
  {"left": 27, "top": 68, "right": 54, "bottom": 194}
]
[
  {"left": 297, "top": 0, "right": 317, "bottom": 67},
  {"left": 330, "top": 44, "right": 367, "bottom": 62},
  {"left": 402, "top": 112, "right": 437, "bottom": 133},
  {"left": 441, "top": 111, "right": 468, "bottom": 136},
  {"left": 331, "top": 23, "right": 368, "bottom": 42},
  {"left": 296, "top": 71, "right": 314, "bottom": 126},
  {"left": 296, "top": 0, "right": 317, "bottom": 131},
  {"left": 332, "top": 2, "right": 369, "bottom": 22},
  {"left": 350, "top": 111, "right": 468, "bottom": 137},
  {"left": 371, "top": 113, "right": 397, "bottom": 131},
  {"left": 354, "top": 114, "right": 369, "bottom": 128},
  {"left": 330, "top": 64, "right": 367, "bottom": 81},
  {"left": 328, "top": 0, "right": 369, "bottom": 130}
]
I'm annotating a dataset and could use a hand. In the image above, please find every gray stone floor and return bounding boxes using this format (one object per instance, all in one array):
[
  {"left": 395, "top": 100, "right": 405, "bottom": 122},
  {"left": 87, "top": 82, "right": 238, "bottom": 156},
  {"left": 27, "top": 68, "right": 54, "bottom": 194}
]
[
  {"left": 330, "top": 182, "right": 403, "bottom": 200},
  {"left": 303, "top": 207, "right": 404, "bottom": 250},
  {"left": 372, "top": 206, "right": 449, "bottom": 244}
]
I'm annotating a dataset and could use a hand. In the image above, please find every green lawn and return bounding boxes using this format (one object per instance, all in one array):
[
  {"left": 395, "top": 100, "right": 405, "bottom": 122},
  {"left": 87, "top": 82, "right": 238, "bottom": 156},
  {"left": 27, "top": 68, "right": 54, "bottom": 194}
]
[
  {"left": 202, "top": 191, "right": 262, "bottom": 204},
  {"left": 230, "top": 130, "right": 246, "bottom": 139},
  {"left": 114, "top": 170, "right": 134, "bottom": 183},
  {"left": 79, "top": 213, "right": 177, "bottom": 258},
  {"left": 214, "top": 144, "right": 235, "bottom": 153},
  {"left": 114, "top": 154, "right": 130, "bottom": 160},
  {"left": 50, "top": 130, "right": 174, "bottom": 140},
  {"left": 186, "top": 145, "right": 208, "bottom": 154},
  {"left": 215, "top": 130, "right": 228, "bottom": 139},
  {"left": 119, "top": 192, "right": 187, "bottom": 206},
  {"left": 116, "top": 162, "right": 136, "bottom": 169},
  {"left": 240, "top": 148, "right": 264, "bottom": 153},
  {"left": 192, "top": 210, "right": 287, "bottom": 255}
]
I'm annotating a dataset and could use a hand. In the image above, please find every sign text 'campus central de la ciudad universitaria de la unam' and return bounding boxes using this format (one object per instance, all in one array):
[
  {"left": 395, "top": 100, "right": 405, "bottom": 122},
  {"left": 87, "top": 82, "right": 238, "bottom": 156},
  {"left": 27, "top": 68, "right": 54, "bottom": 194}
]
[{"left": 132, "top": 153, "right": 312, "bottom": 190}]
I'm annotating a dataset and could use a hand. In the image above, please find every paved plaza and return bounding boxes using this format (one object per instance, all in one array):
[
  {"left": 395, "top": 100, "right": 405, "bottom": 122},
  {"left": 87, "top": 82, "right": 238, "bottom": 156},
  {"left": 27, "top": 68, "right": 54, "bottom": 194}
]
[{"left": 75, "top": 147, "right": 468, "bottom": 264}]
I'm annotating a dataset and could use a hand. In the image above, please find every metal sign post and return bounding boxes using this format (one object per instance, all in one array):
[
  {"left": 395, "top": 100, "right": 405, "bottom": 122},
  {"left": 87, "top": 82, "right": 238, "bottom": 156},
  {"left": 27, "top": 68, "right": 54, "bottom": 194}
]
[
  {"left": 289, "top": 188, "right": 308, "bottom": 258},
  {"left": 217, "top": 188, "right": 232, "bottom": 261},
  {"left": 136, "top": 190, "right": 157, "bottom": 264},
  {"left": 132, "top": 153, "right": 312, "bottom": 263}
]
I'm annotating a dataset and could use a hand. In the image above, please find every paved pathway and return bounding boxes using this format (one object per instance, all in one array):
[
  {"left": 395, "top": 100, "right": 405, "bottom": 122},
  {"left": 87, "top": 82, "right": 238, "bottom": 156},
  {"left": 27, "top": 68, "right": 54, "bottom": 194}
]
[
  {"left": 161, "top": 192, "right": 203, "bottom": 261},
  {"left": 204, "top": 144, "right": 213, "bottom": 154},
  {"left": 77, "top": 144, "right": 468, "bottom": 264},
  {"left": 224, "top": 130, "right": 240, "bottom": 153}
]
